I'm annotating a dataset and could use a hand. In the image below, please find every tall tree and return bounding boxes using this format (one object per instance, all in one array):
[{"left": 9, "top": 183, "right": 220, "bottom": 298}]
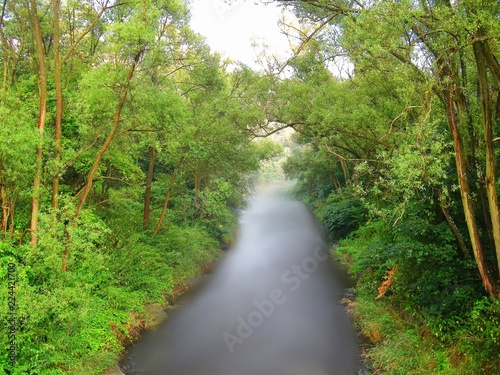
[
  {"left": 274, "top": 0, "right": 500, "bottom": 299},
  {"left": 28, "top": 0, "right": 47, "bottom": 246}
]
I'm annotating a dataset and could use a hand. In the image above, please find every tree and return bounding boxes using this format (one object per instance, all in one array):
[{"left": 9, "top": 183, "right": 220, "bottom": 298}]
[
  {"left": 275, "top": 0, "right": 500, "bottom": 299},
  {"left": 28, "top": 0, "right": 48, "bottom": 246}
]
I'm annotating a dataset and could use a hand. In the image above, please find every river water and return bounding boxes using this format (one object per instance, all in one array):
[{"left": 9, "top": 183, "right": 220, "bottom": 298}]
[{"left": 119, "top": 189, "right": 368, "bottom": 375}]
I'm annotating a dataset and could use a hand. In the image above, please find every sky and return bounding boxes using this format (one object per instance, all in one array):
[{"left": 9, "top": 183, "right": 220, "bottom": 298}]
[{"left": 188, "top": 0, "right": 293, "bottom": 70}]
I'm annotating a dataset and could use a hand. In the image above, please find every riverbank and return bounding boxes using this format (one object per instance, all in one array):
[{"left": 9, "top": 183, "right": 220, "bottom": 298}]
[{"left": 101, "top": 261, "right": 218, "bottom": 375}]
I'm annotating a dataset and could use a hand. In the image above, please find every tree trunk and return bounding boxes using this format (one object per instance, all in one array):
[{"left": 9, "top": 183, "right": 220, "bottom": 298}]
[
  {"left": 438, "top": 191, "right": 467, "bottom": 257},
  {"left": 194, "top": 170, "right": 202, "bottom": 210},
  {"left": 65, "top": 50, "right": 142, "bottom": 271},
  {"left": 29, "top": 0, "right": 47, "bottom": 246},
  {"left": 329, "top": 171, "right": 342, "bottom": 192},
  {"left": 474, "top": 43, "right": 500, "bottom": 277},
  {"left": 52, "top": 0, "right": 63, "bottom": 209},
  {"left": 153, "top": 129, "right": 200, "bottom": 236},
  {"left": 74, "top": 50, "right": 142, "bottom": 221},
  {"left": 447, "top": 81, "right": 497, "bottom": 298},
  {"left": 1, "top": 184, "right": 8, "bottom": 236},
  {"left": 153, "top": 152, "right": 187, "bottom": 237},
  {"left": 143, "top": 146, "right": 156, "bottom": 229},
  {"left": 0, "top": 0, "right": 10, "bottom": 98}
]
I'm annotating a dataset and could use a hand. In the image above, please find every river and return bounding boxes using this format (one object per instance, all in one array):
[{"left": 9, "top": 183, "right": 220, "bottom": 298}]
[{"left": 117, "top": 189, "right": 370, "bottom": 375}]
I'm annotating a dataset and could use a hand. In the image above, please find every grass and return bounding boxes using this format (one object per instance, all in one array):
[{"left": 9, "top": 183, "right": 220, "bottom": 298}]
[
  {"left": 350, "top": 286, "right": 500, "bottom": 374},
  {"left": 353, "top": 289, "right": 458, "bottom": 375}
]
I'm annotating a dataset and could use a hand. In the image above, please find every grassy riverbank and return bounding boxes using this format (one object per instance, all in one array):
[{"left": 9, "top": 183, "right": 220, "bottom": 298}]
[
  {"left": 0, "top": 208, "right": 224, "bottom": 375},
  {"left": 329, "top": 210, "right": 500, "bottom": 375}
]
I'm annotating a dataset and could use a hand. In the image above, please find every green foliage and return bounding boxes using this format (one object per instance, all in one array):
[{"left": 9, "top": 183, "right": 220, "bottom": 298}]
[
  {"left": 0, "top": 201, "right": 221, "bottom": 374},
  {"left": 336, "top": 204, "right": 499, "bottom": 373},
  {"left": 322, "top": 197, "right": 367, "bottom": 242},
  {"left": 283, "top": 146, "right": 339, "bottom": 203},
  {"left": 456, "top": 297, "right": 500, "bottom": 371},
  {"left": 0, "top": 2, "right": 269, "bottom": 374},
  {"left": 1, "top": 210, "right": 124, "bottom": 375},
  {"left": 351, "top": 280, "right": 500, "bottom": 374},
  {"left": 276, "top": 0, "right": 500, "bottom": 371},
  {"left": 340, "top": 204, "right": 479, "bottom": 316},
  {"left": 353, "top": 289, "right": 456, "bottom": 375}
]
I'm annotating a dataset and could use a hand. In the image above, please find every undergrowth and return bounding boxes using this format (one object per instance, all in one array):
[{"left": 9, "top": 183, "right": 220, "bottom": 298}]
[
  {"left": 0, "top": 203, "right": 222, "bottom": 375},
  {"left": 316, "top": 195, "right": 500, "bottom": 374}
]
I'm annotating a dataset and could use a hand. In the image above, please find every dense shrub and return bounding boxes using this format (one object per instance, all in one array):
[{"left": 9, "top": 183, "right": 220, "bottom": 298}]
[
  {"left": 336, "top": 203, "right": 500, "bottom": 373},
  {"left": 0, "top": 203, "right": 221, "bottom": 375},
  {"left": 322, "top": 198, "right": 367, "bottom": 242},
  {"left": 0, "top": 210, "right": 125, "bottom": 375}
]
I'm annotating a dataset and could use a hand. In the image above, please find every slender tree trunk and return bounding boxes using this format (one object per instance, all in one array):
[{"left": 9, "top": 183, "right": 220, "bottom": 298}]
[
  {"left": 143, "top": 146, "right": 156, "bottom": 229},
  {"left": 340, "top": 158, "right": 350, "bottom": 185},
  {"left": 447, "top": 81, "right": 497, "bottom": 298},
  {"left": 62, "top": 49, "right": 143, "bottom": 271},
  {"left": 0, "top": 0, "right": 10, "bottom": 99},
  {"left": 329, "top": 172, "right": 341, "bottom": 192},
  {"left": 74, "top": 50, "right": 142, "bottom": 221},
  {"left": 474, "top": 43, "right": 500, "bottom": 277},
  {"left": 153, "top": 129, "right": 199, "bottom": 236},
  {"left": 153, "top": 152, "right": 187, "bottom": 237},
  {"left": 476, "top": 39, "right": 500, "bottom": 88},
  {"left": 52, "top": 0, "right": 63, "bottom": 209},
  {"left": 9, "top": 198, "right": 14, "bottom": 239},
  {"left": 29, "top": 0, "right": 47, "bottom": 246},
  {"left": 194, "top": 170, "right": 202, "bottom": 210},
  {"left": 438, "top": 191, "right": 467, "bottom": 257},
  {"left": 1, "top": 184, "right": 8, "bottom": 236},
  {"left": 65, "top": 50, "right": 142, "bottom": 271}
]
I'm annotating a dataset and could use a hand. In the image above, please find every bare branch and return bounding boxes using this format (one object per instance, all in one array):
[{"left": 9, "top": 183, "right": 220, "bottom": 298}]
[
  {"left": 61, "top": 0, "right": 110, "bottom": 65},
  {"left": 380, "top": 105, "right": 423, "bottom": 141},
  {"left": 276, "top": 13, "right": 336, "bottom": 75}
]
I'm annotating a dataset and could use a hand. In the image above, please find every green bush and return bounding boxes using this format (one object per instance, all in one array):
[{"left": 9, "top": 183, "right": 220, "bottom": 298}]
[
  {"left": 336, "top": 202, "right": 499, "bottom": 374},
  {"left": 108, "top": 224, "right": 220, "bottom": 302},
  {"left": 322, "top": 198, "right": 367, "bottom": 242},
  {"left": 0, "top": 204, "right": 221, "bottom": 374},
  {"left": 0, "top": 210, "right": 125, "bottom": 375},
  {"left": 452, "top": 297, "right": 500, "bottom": 373}
]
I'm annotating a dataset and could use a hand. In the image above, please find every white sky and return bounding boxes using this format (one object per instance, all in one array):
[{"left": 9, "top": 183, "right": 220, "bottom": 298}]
[{"left": 188, "top": 0, "right": 293, "bottom": 70}]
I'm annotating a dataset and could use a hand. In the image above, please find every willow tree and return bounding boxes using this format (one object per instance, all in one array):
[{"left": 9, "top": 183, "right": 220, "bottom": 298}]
[{"left": 276, "top": 0, "right": 500, "bottom": 299}]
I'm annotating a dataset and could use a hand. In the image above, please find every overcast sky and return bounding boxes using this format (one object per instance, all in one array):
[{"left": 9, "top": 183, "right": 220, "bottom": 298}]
[{"left": 188, "top": 0, "right": 293, "bottom": 70}]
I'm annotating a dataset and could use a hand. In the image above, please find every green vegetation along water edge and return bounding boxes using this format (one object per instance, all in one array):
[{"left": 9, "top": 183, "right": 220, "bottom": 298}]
[{"left": 2, "top": 0, "right": 500, "bottom": 374}]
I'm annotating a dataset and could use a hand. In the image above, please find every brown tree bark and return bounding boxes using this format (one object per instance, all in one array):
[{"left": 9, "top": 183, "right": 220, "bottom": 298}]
[
  {"left": 74, "top": 50, "right": 143, "bottom": 221},
  {"left": 52, "top": 0, "right": 62, "bottom": 209},
  {"left": 29, "top": 0, "right": 47, "bottom": 246},
  {"left": 474, "top": 43, "right": 500, "bottom": 277},
  {"left": 1, "top": 184, "right": 8, "bottom": 236},
  {"left": 447, "top": 80, "right": 497, "bottom": 298},
  {"left": 143, "top": 146, "right": 156, "bottom": 229},
  {"left": 438, "top": 190, "right": 467, "bottom": 257}
]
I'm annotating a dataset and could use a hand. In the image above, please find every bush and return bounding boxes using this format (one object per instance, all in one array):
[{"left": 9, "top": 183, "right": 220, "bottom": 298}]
[
  {"left": 335, "top": 202, "right": 499, "bottom": 374},
  {"left": 452, "top": 297, "right": 500, "bottom": 373},
  {"left": 1, "top": 202, "right": 223, "bottom": 375},
  {"left": 322, "top": 198, "right": 367, "bottom": 242},
  {"left": 0, "top": 210, "right": 125, "bottom": 375}
]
